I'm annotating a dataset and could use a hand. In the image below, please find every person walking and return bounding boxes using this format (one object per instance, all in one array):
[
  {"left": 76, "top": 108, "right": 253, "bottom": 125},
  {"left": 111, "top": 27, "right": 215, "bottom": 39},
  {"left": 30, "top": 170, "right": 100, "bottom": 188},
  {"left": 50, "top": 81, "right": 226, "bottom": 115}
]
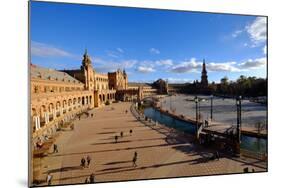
[
  {"left": 89, "top": 173, "right": 95, "bottom": 183},
  {"left": 132, "top": 151, "right": 138, "bottom": 167},
  {"left": 53, "top": 144, "right": 58, "bottom": 153},
  {"left": 84, "top": 177, "right": 89, "bottom": 184},
  {"left": 81, "top": 157, "right": 86, "bottom": 168},
  {"left": 115, "top": 135, "right": 118, "bottom": 143},
  {"left": 86, "top": 155, "right": 92, "bottom": 168},
  {"left": 46, "top": 173, "right": 53, "bottom": 186},
  {"left": 216, "top": 151, "right": 220, "bottom": 160},
  {"left": 120, "top": 131, "right": 123, "bottom": 138}
]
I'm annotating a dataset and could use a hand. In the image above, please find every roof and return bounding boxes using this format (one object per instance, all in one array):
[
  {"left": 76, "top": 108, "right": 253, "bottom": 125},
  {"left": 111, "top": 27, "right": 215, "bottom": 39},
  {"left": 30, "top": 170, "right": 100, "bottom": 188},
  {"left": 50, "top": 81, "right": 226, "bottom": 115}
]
[
  {"left": 128, "top": 82, "right": 152, "bottom": 87},
  {"left": 30, "top": 64, "right": 83, "bottom": 84}
]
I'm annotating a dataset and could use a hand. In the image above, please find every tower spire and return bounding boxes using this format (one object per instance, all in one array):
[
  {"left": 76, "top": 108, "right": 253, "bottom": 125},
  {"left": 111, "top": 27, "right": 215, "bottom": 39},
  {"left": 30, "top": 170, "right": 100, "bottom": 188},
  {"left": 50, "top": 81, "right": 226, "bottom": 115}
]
[{"left": 201, "top": 58, "right": 208, "bottom": 88}]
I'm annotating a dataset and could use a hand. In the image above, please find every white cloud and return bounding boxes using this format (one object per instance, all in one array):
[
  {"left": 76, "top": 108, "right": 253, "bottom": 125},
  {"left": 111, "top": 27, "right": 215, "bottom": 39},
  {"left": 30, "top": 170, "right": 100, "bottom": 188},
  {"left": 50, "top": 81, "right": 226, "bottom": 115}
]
[
  {"left": 232, "top": 30, "right": 243, "bottom": 38},
  {"left": 166, "top": 78, "right": 192, "bottom": 83},
  {"left": 155, "top": 59, "right": 173, "bottom": 66},
  {"left": 208, "top": 61, "right": 241, "bottom": 72},
  {"left": 246, "top": 17, "right": 267, "bottom": 45},
  {"left": 170, "top": 57, "right": 266, "bottom": 74},
  {"left": 171, "top": 58, "right": 201, "bottom": 73},
  {"left": 136, "top": 66, "right": 155, "bottom": 73},
  {"left": 93, "top": 58, "right": 137, "bottom": 73},
  {"left": 238, "top": 57, "right": 266, "bottom": 69},
  {"left": 149, "top": 48, "right": 160, "bottom": 54},
  {"left": 263, "top": 45, "right": 267, "bottom": 55},
  {"left": 31, "top": 41, "right": 74, "bottom": 58},
  {"left": 117, "top": 48, "right": 124, "bottom": 53}
]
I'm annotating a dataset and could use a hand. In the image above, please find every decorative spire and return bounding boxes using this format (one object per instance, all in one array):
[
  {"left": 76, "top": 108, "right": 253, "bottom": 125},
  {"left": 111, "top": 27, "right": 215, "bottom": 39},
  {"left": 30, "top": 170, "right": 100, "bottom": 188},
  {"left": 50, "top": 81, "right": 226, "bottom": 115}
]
[
  {"left": 82, "top": 49, "right": 92, "bottom": 67},
  {"left": 202, "top": 59, "right": 207, "bottom": 74},
  {"left": 201, "top": 58, "right": 208, "bottom": 87}
]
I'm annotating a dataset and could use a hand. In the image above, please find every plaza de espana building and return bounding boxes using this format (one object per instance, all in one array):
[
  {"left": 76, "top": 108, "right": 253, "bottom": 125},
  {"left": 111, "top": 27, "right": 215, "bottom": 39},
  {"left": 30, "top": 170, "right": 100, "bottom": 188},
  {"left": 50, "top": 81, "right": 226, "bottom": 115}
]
[{"left": 30, "top": 50, "right": 142, "bottom": 143}]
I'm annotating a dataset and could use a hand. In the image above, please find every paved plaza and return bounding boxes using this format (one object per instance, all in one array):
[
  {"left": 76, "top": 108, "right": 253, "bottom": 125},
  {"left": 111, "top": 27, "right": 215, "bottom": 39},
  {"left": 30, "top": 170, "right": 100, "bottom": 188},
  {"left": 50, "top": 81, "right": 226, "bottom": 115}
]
[
  {"left": 36, "top": 102, "right": 267, "bottom": 186},
  {"left": 160, "top": 95, "right": 267, "bottom": 128}
]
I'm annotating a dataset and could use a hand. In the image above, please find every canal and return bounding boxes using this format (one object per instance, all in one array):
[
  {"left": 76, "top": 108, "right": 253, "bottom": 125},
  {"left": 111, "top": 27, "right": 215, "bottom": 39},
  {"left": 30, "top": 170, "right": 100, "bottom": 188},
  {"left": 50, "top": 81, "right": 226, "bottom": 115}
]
[{"left": 144, "top": 107, "right": 267, "bottom": 153}]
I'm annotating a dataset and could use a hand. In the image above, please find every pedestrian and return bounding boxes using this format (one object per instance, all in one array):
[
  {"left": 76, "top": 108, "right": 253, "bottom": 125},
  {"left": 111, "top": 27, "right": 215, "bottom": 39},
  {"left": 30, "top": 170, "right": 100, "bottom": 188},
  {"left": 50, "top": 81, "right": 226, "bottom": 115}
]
[
  {"left": 53, "top": 144, "right": 58, "bottom": 153},
  {"left": 125, "top": 110, "right": 128, "bottom": 114},
  {"left": 84, "top": 177, "right": 89, "bottom": 184},
  {"left": 132, "top": 151, "right": 138, "bottom": 167},
  {"left": 89, "top": 173, "right": 95, "bottom": 183},
  {"left": 86, "top": 155, "right": 92, "bottom": 167},
  {"left": 79, "top": 115, "right": 81, "bottom": 120},
  {"left": 129, "top": 129, "right": 133, "bottom": 136},
  {"left": 46, "top": 173, "right": 53, "bottom": 186},
  {"left": 115, "top": 135, "right": 118, "bottom": 143},
  {"left": 120, "top": 131, "right": 123, "bottom": 137},
  {"left": 215, "top": 151, "right": 220, "bottom": 160},
  {"left": 81, "top": 157, "right": 86, "bottom": 168}
]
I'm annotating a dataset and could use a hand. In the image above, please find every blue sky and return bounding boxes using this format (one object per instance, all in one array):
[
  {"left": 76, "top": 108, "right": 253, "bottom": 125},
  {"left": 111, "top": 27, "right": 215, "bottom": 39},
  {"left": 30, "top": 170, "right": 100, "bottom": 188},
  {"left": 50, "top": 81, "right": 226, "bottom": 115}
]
[{"left": 30, "top": 1, "right": 267, "bottom": 83}]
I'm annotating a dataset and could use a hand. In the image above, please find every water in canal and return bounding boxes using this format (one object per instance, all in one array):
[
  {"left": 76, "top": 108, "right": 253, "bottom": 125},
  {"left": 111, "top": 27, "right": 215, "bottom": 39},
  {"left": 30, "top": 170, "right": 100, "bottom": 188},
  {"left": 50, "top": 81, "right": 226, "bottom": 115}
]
[{"left": 144, "top": 107, "right": 267, "bottom": 153}]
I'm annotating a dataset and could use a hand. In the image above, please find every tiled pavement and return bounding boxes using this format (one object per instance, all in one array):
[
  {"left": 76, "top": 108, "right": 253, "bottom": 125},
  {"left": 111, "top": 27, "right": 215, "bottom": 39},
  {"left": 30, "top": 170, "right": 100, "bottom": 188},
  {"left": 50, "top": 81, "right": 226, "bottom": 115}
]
[{"left": 36, "top": 102, "right": 267, "bottom": 186}]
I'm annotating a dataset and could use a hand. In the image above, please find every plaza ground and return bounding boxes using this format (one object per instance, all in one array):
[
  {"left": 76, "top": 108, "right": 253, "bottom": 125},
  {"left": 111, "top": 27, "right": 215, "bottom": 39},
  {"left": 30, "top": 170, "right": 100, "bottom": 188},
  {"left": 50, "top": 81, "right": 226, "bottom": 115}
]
[
  {"left": 160, "top": 94, "right": 267, "bottom": 128},
  {"left": 35, "top": 101, "right": 267, "bottom": 186}
]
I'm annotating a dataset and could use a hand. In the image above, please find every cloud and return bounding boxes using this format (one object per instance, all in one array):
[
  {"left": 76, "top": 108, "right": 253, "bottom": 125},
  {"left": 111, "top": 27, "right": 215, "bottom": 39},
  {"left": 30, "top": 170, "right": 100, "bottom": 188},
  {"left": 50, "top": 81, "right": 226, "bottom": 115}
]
[
  {"left": 232, "top": 30, "right": 243, "bottom": 38},
  {"left": 31, "top": 41, "right": 74, "bottom": 58},
  {"left": 238, "top": 57, "right": 266, "bottom": 69},
  {"left": 136, "top": 66, "right": 155, "bottom": 73},
  {"left": 155, "top": 59, "right": 173, "bottom": 66},
  {"left": 263, "top": 45, "right": 267, "bottom": 55},
  {"left": 246, "top": 17, "right": 267, "bottom": 45},
  {"left": 171, "top": 58, "right": 201, "bottom": 73},
  {"left": 170, "top": 57, "right": 266, "bottom": 74},
  {"left": 208, "top": 62, "right": 241, "bottom": 72},
  {"left": 149, "top": 48, "right": 160, "bottom": 54},
  {"left": 166, "top": 77, "right": 192, "bottom": 83},
  {"left": 117, "top": 48, "right": 124, "bottom": 53},
  {"left": 93, "top": 58, "right": 137, "bottom": 73}
]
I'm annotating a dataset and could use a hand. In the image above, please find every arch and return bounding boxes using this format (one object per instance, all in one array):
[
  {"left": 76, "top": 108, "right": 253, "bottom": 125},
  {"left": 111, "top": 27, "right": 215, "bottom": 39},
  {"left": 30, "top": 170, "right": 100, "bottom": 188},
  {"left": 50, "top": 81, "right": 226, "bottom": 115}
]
[
  {"left": 89, "top": 95, "right": 92, "bottom": 104},
  {"left": 48, "top": 103, "right": 54, "bottom": 112},
  {"left": 82, "top": 96, "right": 85, "bottom": 105},
  {"left": 86, "top": 96, "right": 89, "bottom": 104}
]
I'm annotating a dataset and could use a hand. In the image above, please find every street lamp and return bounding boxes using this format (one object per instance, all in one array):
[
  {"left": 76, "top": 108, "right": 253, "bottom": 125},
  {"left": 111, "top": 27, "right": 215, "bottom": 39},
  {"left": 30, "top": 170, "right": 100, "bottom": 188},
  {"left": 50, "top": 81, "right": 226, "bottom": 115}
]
[
  {"left": 194, "top": 96, "right": 199, "bottom": 134},
  {"left": 210, "top": 95, "right": 213, "bottom": 121},
  {"left": 236, "top": 95, "right": 242, "bottom": 144}
]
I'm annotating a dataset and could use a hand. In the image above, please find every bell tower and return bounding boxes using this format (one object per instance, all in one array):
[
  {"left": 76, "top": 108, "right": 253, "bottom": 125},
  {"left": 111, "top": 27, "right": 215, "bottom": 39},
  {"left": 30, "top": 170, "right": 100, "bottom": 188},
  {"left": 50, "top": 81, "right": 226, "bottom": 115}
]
[
  {"left": 81, "top": 49, "right": 95, "bottom": 90},
  {"left": 201, "top": 59, "right": 208, "bottom": 88}
]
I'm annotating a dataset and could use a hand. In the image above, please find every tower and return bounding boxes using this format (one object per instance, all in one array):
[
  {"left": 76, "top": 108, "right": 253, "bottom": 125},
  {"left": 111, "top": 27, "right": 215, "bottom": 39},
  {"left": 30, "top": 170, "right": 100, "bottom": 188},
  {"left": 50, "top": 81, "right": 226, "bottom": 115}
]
[
  {"left": 201, "top": 59, "right": 208, "bottom": 88},
  {"left": 81, "top": 49, "right": 95, "bottom": 90},
  {"left": 123, "top": 69, "right": 128, "bottom": 89}
]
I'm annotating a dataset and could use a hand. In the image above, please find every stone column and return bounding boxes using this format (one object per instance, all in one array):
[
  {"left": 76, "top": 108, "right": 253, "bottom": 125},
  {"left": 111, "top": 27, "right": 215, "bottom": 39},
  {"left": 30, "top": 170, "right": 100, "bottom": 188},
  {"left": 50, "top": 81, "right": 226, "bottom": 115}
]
[
  {"left": 33, "top": 116, "right": 40, "bottom": 131},
  {"left": 53, "top": 109, "right": 56, "bottom": 119},
  {"left": 60, "top": 107, "right": 63, "bottom": 116},
  {"left": 44, "top": 112, "right": 49, "bottom": 124}
]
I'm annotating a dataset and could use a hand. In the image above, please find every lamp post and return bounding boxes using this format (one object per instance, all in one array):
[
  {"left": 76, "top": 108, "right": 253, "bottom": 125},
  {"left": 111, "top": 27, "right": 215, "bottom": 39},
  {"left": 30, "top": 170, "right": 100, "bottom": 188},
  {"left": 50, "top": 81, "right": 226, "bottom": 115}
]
[
  {"left": 194, "top": 96, "right": 199, "bottom": 134},
  {"left": 210, "top": 95, "right": 213, "bottom": 121},
  {"left": 236, "top": 95, "right": 242, "bottom": 153}
]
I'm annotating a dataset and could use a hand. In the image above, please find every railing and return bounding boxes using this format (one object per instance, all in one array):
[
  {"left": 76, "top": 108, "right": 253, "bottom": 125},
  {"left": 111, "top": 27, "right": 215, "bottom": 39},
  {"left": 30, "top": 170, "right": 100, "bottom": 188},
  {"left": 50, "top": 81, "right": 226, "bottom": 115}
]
[
  {"left": 240, "top": 149, "right": 267, "bottom": 161},
  {"left": 32, "top": 105, "right": 91, "bottom": 138},
  {"left": 31, "top": 90, "right": 93, "bottom": 100}
]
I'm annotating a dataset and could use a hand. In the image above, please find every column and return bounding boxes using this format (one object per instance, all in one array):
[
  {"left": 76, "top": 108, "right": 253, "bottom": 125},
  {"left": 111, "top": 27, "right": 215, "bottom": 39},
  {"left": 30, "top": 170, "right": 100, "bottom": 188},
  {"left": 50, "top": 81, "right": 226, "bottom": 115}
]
[
  {"left": 37, "top": 116, "right": 41, "bottom": 129},
  {"left": 44, "top": 112, "right": 49, "bottom": 124},
  {"left": 53, "top": 109, "right": 56, "bottom": 119},
  {"left": 60, "top": 107, "right": 63, "bottom": 116}
]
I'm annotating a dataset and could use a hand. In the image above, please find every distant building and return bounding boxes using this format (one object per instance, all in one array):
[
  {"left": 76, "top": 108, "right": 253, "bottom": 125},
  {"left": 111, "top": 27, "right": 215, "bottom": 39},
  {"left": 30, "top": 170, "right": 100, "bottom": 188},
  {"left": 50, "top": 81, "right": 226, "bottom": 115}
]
[{"left": 201, "top": 59, "right": 208, "bottom": 88}]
